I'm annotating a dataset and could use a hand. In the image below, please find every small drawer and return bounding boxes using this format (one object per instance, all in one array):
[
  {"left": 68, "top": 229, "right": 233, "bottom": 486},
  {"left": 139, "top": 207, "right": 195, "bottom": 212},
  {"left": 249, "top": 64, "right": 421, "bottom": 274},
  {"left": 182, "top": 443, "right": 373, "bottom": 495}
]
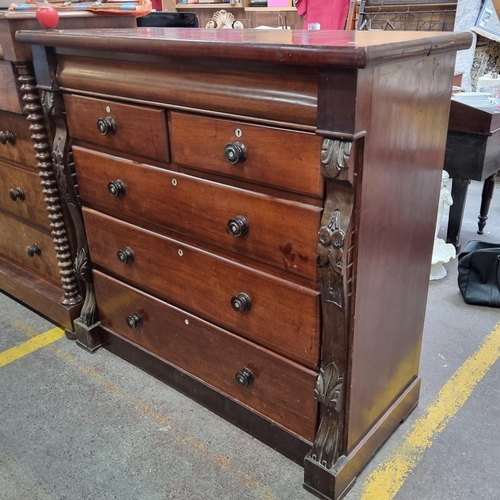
[
  {"left": 0, "top": 211, "right": 60, "bottom": 285},
  {"left": 63, "top": 94, "right": 169, "bottom": 162},
  {"left": 73, "top": 146, "right": 321, "bottom": 280},
  {"left": 93, "top": 270, "right": 318, "bottom": 442},
  {"left": 83, "top": 208, "right": 321, "bottom": 368},
  {"left": 170, "top": 112, "right": 324, "bottom": 198},
  {"left": 0, "top": 160, "right": 50, "bottom": 229},
  {"left": 0, "top": 61, "right": 22, "bottom": 114},
  {"left": 0, "top": 111, "right": 37, "bottom": 169}
]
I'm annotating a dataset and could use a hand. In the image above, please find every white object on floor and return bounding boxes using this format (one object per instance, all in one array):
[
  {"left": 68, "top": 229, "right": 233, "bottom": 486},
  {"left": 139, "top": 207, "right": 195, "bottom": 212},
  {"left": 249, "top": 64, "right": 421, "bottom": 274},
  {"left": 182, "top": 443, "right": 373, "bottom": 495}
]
[{"left": 430, "top": 171, "right": 457, "bottom": 280}]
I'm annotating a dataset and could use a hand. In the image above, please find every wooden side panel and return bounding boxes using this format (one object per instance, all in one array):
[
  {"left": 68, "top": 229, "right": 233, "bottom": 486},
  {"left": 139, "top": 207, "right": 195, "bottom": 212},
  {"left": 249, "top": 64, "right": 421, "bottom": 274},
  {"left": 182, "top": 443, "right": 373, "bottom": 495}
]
[
  {"left": 0, "top": 160, "right": 51, "bottom": 229},
  {"left": 73, "top": 146, "right": 321, "bottom": 280},
  {"left": 83, "top": 207, "right": 321, "bottom": 368},
  {"left": 94, "top": 270, "right": 318, "bottom": 441},
  {"left": 346, "top": 52, "right": 456, "bottom": 451}
]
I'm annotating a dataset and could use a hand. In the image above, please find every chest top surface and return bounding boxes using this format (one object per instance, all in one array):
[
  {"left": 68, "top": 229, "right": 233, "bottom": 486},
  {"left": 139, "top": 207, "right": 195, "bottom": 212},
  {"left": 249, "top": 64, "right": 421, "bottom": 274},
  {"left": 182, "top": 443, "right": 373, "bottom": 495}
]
[{"left": 15, "top": 28, "right": 472, "bottom": 68}]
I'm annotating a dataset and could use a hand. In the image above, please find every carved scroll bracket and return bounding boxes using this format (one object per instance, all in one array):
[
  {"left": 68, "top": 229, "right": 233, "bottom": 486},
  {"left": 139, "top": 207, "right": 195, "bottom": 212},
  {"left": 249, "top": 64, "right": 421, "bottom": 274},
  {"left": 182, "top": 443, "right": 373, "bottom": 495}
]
[
  {"left": 306, "top": 137, "right": 359, "bottom": 476},
  {"left": 41, "top": 86, "right": 101, "bottom": 351}
]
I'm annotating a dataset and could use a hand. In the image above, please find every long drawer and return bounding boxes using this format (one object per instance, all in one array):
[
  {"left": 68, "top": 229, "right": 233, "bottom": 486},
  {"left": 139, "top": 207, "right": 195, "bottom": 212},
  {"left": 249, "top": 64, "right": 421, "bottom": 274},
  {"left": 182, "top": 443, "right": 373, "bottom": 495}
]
[
  {"left": 0, "top": 211, "right": 60, "bottom": 285},
  {"left": 73, "top": 146, "right": 321, "bottom": 280},
  {"left": 63, "top": 94, "right": 169, "bottom": 162},
  {"left": 94, "top": 270, "right": 318, "bottom": 442},
  {"left": 0, "top": 160, "right": 50, "bottom": 229},
  {"left": 170, "top": 112, "right": 324, "bottom": 198},
  {"left": 83, "top": 208, "right": 320, "bottom": 368},
  {"left": 0, "top": 110, "right": 37, "bottom": 169}
]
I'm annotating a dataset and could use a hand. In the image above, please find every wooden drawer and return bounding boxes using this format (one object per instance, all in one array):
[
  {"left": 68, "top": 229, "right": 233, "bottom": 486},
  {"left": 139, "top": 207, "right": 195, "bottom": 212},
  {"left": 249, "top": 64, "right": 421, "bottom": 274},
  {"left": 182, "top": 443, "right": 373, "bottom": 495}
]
[
  {"left": 83, "top": 208, "right": 320, "bottom": 368},
  {"left": 93, "top": 270, "right": 318, "bottom": 442},
  {"left": 0, "top": 60, "right": 22, "bottom": 114},
  {"left": 0, "top": 160, "right": 50, "bottom": 229},
  {"left": 73, "top": 146, "right": 321, "bottom": 280},
  {"left": 170, "top": 112, "right": 324, "bottom": 198},
  {"left": 0, "top": 111, "right": 37, "bottom": 169},
  {"left": 0, "top": 211, "right": 60, "bottom": 285},
  {"left": 63, "top": 94, "right": 169, "bottom": 162}
]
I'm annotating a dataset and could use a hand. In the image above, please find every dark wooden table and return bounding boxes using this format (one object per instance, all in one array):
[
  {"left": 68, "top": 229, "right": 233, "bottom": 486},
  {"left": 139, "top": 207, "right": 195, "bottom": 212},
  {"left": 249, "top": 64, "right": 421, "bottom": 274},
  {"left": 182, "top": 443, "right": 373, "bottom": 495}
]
[{"left": 444, "top": 99, "right": 500, "bottom": 248}]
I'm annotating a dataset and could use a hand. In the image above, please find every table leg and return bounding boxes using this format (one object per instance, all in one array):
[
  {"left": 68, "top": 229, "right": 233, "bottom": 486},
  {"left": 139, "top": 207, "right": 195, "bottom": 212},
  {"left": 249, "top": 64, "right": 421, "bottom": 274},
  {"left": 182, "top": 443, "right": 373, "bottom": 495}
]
[
  {"left": 446, "top": 178, "right": 470, "bottom": 249},
  {"left": 477, "top": 172, "right": 497, "bottom": 234}
]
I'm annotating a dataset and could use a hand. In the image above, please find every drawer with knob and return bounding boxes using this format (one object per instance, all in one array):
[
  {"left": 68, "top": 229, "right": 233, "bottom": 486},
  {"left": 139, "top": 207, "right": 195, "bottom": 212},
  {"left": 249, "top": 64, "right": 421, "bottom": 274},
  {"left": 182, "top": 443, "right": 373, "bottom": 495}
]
[
  {"left": 83, "top": 207, "right": 320, "bottom": 368},
  {"left": 0, "top": 211, "right": 60, "bottom": 284},
  {"left": 0, "top": 111, "right": 38, "bottom": 169},
  {"left": 63, "top": 94, "right": 169, "bottom": 162},
  {"left": 170, "top": 112, "right": 324, "bottom": 198},
  {"left": 0, "top": 160, "right": 50, "bottom": 228},
  {"left": 93, "top": 270, "right": 319, "bottom": 442},
  {"left": 73, "top": 146, "right": 321, "bottom": 280}
]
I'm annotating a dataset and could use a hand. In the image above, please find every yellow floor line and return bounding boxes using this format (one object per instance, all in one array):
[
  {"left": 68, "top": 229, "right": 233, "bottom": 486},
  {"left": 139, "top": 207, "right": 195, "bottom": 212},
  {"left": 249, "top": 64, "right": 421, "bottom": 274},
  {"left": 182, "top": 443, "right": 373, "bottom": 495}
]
[
  {"left": 0, "top": 327, "right": 65, "bottom": 368},
  {"left": 361, "top": 320, "right": 500, "bottom": 500}
]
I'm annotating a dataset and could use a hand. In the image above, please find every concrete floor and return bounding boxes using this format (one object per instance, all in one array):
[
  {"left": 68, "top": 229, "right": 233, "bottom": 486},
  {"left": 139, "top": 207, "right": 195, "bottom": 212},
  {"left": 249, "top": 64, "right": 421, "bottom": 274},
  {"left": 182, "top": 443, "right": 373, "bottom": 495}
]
[{"left": 1, "top": 179, "right": 499, "bottom": 500}]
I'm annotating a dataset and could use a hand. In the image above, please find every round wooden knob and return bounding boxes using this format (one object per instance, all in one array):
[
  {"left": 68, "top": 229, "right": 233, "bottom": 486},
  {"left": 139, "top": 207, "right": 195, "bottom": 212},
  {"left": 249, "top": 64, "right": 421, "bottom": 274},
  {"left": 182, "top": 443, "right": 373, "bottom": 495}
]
[
  {"left": 224, "top": 142, "right": 247, "bottom": 165},
  {"left": 0, "top": 130, "right": 15, "bottom": 145},
  {"left": 117, "top": 247, "right": 134, "bottom": 264},
  {"left": 227, "top": 215, "right": 249, "bottom": 237},
  {"left": 26, "top": 244, "right": 41, "bottom": 257},
  {"left": 9, "top": 187, "right": 25, "bottom": 201},
  {"left": 126, "top": 312, "right": 143, "bottom": 329},
  {"left": 231, "top": 292, "right": 251, "bottom": 313},
  {"left": 96, "top": 116, "right": 117, "bottom": 136},
  {"left": 235, "top": 368, "right": 254, "bottom": 387},
  {"left": 108, "top": 180, "right": 126, "bottom": 197}
]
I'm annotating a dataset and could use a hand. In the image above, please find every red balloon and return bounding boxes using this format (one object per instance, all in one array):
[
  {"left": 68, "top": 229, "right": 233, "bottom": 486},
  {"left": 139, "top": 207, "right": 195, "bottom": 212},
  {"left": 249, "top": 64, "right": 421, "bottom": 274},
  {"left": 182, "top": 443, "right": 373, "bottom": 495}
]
[{"left": 36, "top": 6, "right": 60, "bottom": 29}]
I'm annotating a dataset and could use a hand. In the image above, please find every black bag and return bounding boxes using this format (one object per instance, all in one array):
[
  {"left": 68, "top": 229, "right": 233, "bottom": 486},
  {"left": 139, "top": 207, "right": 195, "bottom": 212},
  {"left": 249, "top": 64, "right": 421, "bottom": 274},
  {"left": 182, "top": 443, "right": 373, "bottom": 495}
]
[{"left": 457, "top": 240, "right": 500, "bottom": 307}]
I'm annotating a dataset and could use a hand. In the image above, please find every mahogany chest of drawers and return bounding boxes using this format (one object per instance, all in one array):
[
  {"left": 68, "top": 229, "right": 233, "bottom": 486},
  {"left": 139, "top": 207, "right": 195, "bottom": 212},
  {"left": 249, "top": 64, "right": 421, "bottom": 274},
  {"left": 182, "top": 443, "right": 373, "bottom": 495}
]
[
  {"left": 0, "top": 12, "right": 135, "bottom": 339},
  {"left": 17, "top": 28, "right": 471, "bottom": 499}
]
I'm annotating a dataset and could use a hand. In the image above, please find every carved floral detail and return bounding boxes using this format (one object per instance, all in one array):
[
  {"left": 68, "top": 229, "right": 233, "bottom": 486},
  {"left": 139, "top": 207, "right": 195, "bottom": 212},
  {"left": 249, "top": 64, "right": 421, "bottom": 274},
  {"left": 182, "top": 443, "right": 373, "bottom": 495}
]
[
  {"left": 310, "top": 362, "right": 344, "bottom": 468},
  {"left": 41, "top": 90, "right": 55, "bottom": 116},
  {"left": 321, "top": 138, "right": 352, "bottom": 179}
]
